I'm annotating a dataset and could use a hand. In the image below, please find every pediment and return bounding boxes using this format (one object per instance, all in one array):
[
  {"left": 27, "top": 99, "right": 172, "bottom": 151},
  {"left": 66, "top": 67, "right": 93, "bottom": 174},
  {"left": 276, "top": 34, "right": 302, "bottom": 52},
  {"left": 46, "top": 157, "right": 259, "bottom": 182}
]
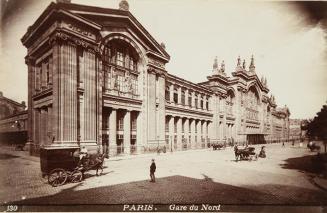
[{"left": 22, "top": 2, "right": 170, "bottom": 63}]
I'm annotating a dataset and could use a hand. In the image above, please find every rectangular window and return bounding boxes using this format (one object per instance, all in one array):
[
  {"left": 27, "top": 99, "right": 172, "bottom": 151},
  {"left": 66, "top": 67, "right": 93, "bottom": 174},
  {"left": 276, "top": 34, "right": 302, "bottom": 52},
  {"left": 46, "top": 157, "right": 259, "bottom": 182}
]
[
  {"left": 116, "top": 51, "right": 124, "bottom": 66},
  {"left": 195, "top": 97, "right": 198, "bottom": 109},
  {"left": 181, "top": 91, "right": 185, "bottom": 106},
  {"left": 173, "top": 91, "right": 178, "bottom": 104},
  {"left": 165, "top": 87, "right": 170, "bottom": 102},
  {"left": 189, "top": 121, "right": 191, "bottom": 133},
  {"left": 182, "top": 120, "right": 185, "bottom": 133},
  {"left": 188, "top": 96, "right": 192, "bottom": 107},
  {"left": 117, "top": 117, "right": 124, "bottom": 131},
  {"left": 165, "top": 118, "right": 169, "bottom": 132}
]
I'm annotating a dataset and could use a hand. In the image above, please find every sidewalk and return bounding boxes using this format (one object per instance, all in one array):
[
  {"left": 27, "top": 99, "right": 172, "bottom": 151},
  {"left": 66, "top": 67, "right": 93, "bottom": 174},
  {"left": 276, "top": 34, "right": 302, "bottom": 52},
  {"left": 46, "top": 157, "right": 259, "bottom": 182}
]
[{"left": 0, "top": 146, "right": 39, "bottom": 162}]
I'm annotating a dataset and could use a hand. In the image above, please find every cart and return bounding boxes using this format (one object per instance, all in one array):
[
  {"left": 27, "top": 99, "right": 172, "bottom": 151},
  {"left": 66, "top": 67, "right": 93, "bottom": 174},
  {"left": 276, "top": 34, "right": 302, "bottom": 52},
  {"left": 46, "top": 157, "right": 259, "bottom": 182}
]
[{"left": 40, "top": 147, "right": 83, "bottom": 187}]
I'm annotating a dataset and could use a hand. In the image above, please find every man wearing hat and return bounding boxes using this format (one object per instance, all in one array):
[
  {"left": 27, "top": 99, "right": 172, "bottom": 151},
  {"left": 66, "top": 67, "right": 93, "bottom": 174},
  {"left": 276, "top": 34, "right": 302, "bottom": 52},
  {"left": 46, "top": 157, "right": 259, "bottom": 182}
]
[{"left": 150, "top": 159, "right": 156, "bottom": 182}]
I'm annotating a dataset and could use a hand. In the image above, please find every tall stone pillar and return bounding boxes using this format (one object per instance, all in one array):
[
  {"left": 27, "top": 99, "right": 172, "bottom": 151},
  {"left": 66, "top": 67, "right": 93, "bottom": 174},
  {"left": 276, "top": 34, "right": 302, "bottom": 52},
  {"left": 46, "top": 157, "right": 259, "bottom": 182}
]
[
  {"left": 176, "top": 117, "right": 182, "bottom": 150},
  {"left": 109, "top": 108, "right": 117, "bottom": 154},
  {"left": 190, "top": 119, "right": 195, "bottom": 148},
  {"left": 184, "top": 118, "right": 189, "bottom": 149},
  {"left": 124, "top": 110, "right": 131, "bottom": 154},
  {"left": 25, "top": 57, "right": 35, "bottom": 153},
  {"left": 136, "top": 111, "right": 143, "bottom": 153},
  {"left": 203, "top": 121, "right": 207, "bottom": 147},
  {"left": 52, "top": 42, "right": 78, "bottom": 146},
  {"left": 169, "top": 116, "right": 174, "bottom": 151}
]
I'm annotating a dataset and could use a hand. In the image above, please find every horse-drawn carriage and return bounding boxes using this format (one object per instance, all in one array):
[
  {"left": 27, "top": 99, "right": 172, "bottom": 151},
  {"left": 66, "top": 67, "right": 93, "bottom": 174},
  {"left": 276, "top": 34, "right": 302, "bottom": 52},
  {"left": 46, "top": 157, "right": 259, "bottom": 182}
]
[
  {"left": 307, "top": 142, "right": 321, "bottom": 152},
  {"left": 234, "top": 146, "right": 258, "bottom": 161},
  {"left": 40, "top": 147, "right": 105, "bottom": 187},
  {"left": 211, "top": 143, "right": 226, "bottom": 150}
]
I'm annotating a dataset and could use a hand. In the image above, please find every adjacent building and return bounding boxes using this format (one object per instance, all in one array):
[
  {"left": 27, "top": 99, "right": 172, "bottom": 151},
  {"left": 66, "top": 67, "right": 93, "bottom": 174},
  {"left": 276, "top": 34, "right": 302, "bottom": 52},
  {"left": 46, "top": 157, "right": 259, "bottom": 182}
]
[
  {"left": 21, "top": 1, "right": 290, "bottom": 155},
  {"left": 0, "top": 92, "right": 28, "bottom": 144}
]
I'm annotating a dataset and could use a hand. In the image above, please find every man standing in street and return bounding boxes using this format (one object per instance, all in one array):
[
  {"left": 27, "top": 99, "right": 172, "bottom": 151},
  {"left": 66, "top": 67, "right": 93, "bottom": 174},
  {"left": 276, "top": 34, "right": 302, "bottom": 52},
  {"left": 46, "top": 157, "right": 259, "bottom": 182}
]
[{"left": 150, "top": 159, "right": 156, "bottom": 182}]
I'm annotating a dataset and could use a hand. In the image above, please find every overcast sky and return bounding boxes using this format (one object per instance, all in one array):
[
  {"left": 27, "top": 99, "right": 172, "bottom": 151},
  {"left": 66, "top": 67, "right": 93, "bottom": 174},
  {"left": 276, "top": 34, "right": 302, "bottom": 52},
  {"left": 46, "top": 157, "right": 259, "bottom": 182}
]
[{"left": 1, "top": 0, "right": 326, "bottom": 119}]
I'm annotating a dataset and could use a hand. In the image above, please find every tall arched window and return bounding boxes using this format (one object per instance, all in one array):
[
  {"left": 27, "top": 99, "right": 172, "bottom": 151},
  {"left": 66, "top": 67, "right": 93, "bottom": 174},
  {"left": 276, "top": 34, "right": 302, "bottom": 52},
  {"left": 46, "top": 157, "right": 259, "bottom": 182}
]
[
  {"left": 226, "top": 90, "right": 235, "bottom": 115},
  {"left": 246, "top": 86, "right": 260, "bottom": 120},
  {"left": 102, "top": 39, "right": 140, "bottom": 96}
]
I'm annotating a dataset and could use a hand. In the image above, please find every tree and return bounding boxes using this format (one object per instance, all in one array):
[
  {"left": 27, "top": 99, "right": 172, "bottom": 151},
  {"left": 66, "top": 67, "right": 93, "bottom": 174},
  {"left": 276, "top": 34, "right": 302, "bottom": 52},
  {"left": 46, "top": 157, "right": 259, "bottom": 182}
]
[{"left": 306, "top": 104, "right": 327, "bottom": 152}]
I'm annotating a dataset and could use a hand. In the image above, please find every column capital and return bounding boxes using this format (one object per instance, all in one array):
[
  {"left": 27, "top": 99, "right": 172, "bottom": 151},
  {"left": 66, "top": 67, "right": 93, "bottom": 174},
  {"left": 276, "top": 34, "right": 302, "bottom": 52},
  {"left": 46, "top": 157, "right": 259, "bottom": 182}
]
[{"left": 25, "top": 56, "right": 36, "bottom": 65}]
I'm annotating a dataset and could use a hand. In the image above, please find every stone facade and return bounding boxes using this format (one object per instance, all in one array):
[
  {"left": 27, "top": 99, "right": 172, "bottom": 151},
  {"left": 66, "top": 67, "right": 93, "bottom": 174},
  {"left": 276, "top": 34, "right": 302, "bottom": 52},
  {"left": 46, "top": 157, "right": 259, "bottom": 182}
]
[
  {"left": 0, "top": 92, "right": 28, "bottom": 144},
  {"left": 21, "top": 1, "right": 290, "bottom": 155}
]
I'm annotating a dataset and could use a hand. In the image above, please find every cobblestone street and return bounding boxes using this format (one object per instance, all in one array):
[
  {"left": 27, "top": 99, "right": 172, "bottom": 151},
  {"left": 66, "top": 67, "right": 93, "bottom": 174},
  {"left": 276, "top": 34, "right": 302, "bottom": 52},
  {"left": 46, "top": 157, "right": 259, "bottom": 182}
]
[{"left": 1, "top": 142, "right": 326, "bottom": 205}]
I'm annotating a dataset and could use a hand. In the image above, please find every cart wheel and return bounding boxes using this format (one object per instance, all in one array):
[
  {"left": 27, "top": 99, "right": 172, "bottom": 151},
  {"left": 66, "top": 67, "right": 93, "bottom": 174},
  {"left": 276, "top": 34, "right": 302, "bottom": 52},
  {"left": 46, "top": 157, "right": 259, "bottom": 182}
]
[
  {"left": 48, "top": 168, "right": 68, "bottom": 187},
  {"left": 71, "top": 170, "right": 83, "bottom": 183}
]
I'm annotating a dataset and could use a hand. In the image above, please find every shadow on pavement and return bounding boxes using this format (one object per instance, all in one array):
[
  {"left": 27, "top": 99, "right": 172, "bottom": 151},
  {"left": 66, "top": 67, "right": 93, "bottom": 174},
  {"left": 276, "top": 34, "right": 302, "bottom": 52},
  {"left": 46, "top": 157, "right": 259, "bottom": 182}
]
[
  {"left": 13, "top": 175, "right": 327, "bottom": 205},
  {"left": 0, "top": 153, "right": 20, "bottom": 160},
  {"left": 279, "top": 154, "right": 325, "bottom": 175}
]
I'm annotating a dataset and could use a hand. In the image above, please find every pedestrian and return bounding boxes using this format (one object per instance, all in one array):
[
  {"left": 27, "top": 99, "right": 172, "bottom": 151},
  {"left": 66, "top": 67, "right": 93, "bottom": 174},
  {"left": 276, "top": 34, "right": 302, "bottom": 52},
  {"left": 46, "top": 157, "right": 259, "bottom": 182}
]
[
  {"left": 150, "top": 159, "right": 156, "bottom": 182},
  {"left": 282, "top": 141, "right": 285, "bottom": 147}
]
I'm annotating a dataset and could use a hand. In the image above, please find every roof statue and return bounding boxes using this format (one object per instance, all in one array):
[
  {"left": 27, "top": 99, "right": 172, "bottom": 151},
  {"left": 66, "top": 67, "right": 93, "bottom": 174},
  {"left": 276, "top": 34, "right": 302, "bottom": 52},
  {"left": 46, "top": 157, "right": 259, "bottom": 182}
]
[
  {"left": 220, "top": 60, "right": 225, "bottom": 72},
  {"left": 242, "top": 59, "right": 246, "bottom": 70},
  {"left": 213, "top": 56, "right": 218, "bottom": 70},
  {"left": 160, "top": 42, "right": 166, "bottom": 50},
  {"left": 237, "top": 56, "right": 241, "bottom": 67},
  {"left": 235, "top": 56, "right": 243, "bottom": 72},
  {"left": 119, "top": 0, "right": 129, "bottom": 11},
  {"left": 249, "top": 54, "right": 255, "bottom": 72}
]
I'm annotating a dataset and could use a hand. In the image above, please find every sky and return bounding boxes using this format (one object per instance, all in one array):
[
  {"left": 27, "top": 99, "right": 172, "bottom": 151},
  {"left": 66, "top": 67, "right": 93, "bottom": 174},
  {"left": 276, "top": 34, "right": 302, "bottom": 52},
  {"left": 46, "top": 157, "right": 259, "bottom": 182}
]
[{"left": 1, "top": 0, "right": 326, "bottom": 119}]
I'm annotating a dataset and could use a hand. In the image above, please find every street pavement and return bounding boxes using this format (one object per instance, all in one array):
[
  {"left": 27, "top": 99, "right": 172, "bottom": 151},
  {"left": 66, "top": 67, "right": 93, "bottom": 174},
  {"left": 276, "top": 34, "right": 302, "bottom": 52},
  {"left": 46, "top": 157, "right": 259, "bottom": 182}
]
[{"left": 0, "top": 142, "right": 326, "bottom": 205}]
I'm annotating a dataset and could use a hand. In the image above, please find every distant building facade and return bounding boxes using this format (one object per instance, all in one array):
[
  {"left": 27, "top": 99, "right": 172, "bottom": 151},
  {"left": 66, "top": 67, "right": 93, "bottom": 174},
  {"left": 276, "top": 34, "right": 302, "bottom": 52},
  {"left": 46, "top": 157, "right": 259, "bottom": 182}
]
[
  {"left": 21, "top": 1, "right": 290, "bottom": 155},
  {"left": 0, "top": 92, "right": 28, "bottom": 144}
]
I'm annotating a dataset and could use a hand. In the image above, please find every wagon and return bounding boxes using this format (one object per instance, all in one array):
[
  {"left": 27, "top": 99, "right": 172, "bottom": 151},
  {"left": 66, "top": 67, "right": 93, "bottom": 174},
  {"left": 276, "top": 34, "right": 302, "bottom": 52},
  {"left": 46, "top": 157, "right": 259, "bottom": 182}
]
[
  {"left": 211, "top": 143, "right": 226, "bottom": 150},
  {"left": 40, "top": 147, "right": 83, "bottom": 187},
  {"left": 234, "top": 146, "right": 258, "bottom": 161}
]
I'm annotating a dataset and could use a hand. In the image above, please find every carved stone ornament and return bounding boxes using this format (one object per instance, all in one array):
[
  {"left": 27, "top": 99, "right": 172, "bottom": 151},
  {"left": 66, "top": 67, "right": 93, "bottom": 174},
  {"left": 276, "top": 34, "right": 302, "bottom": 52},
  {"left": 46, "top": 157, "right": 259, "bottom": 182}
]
[{"left": 49, "top": 31, "right": 99, "bottom": 54}]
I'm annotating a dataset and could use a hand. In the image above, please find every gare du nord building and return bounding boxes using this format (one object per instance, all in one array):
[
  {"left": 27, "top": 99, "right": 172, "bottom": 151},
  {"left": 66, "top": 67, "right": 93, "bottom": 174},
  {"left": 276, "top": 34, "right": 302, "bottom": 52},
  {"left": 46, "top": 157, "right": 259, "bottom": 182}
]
[{"left": 22, "top": 1, "right": 290, "bottom": 156}]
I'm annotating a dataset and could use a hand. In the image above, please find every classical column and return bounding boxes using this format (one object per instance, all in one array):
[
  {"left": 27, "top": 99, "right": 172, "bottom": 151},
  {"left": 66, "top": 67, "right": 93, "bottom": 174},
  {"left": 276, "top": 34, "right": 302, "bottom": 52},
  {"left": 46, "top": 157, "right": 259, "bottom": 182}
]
[
  {"left": 124, "top": 110, "right": 131, "bottom": 154},
  {"left": 176, "top": 117, "right": 182, "bottom": 150},
  {"left": 136, "top": 111, "right": 142, "bottom": 154},
  {"left": 184, "top": 118, "right": 190, "bottom": 149},
  {"left": 25, "top": 57, "right": 35, "bottom": 153},
  {"left": 109, "top": 108, "right": 117, "bottom": 155},
  {"left": 169, "top": 115, "right": 175, "bottom": 151},
  {"left": 203, "top": 121, "right": 207, "bottom": 147},
  {"left": 189, "top": 119, "right": 194, "bottom": 148}
]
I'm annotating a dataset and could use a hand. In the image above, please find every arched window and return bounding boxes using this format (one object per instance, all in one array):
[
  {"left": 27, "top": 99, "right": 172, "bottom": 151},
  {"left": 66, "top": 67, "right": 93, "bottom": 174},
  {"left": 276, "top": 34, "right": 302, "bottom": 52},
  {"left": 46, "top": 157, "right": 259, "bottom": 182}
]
[
  {"left": 103, "top": 40, "right": 139, "bottom": 71},
  {"left": 103, "top": 39, "right": 140, "bottom": 96},
  {"left": 226, "top": 90, "right": 235, "bottom": 115}
]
